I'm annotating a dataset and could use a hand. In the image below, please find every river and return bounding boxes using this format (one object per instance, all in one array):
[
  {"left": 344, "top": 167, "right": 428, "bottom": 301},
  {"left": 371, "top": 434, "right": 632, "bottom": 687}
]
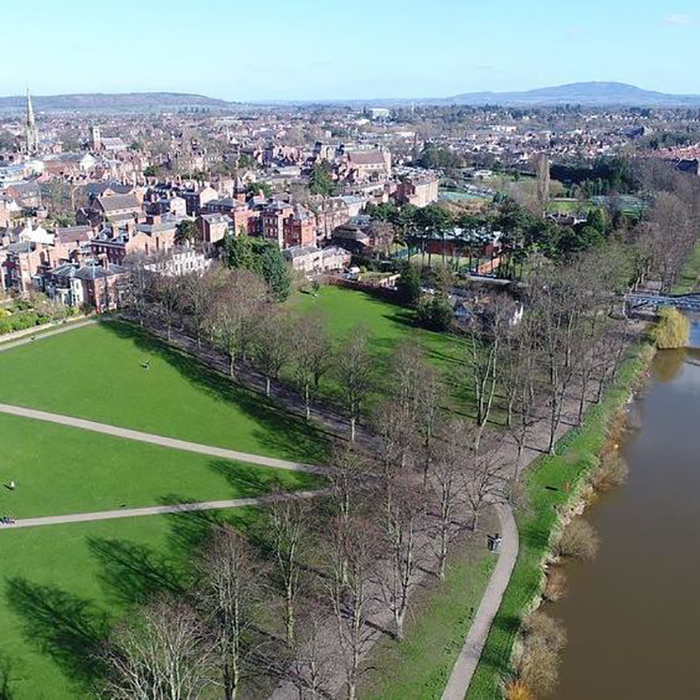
[{"left": 550, "top": 316, "right": 700, "bottom": 699}]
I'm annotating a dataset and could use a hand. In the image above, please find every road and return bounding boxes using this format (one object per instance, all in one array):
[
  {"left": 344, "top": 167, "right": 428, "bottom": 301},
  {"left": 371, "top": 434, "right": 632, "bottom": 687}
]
[{"left": 0, "top": 403, "right": 325, "bottom": 474}]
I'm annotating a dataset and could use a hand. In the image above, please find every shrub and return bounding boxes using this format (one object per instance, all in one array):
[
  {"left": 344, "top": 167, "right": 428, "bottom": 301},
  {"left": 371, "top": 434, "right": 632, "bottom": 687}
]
[
  {"left": 518, "top": 641, "right": 560, "bottom": 697},
  {"left": 416, "top": 294, "right": 453, "bottom": 331},
  {"left": 543, "top": 566, "right": 568, "bottom": 602},
  {"left": 522, "top": 611, "right": 567, "bottom": 652},
  {"left": 557, "top": 518, "right": 599, "bottom": 561},
  {"left": 652, "top": 307, "right": 690, "bottom": 349},
  {"left": 591, "top": 453, "right": 629, "bottom": 492},
  {"left": 504, "top": 679, "right": 534, "bottom": 700}
]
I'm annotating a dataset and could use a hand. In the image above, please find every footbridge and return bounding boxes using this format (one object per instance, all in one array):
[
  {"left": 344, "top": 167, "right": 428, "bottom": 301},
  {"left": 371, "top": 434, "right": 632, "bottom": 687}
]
[{"left": 624, "top": 292, "right": 700, "bottom": 313}]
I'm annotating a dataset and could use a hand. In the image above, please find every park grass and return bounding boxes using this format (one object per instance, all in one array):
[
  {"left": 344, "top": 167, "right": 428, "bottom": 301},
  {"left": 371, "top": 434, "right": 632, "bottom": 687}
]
[
  {"left": 546, "top": 199, "right": 595, "bottom": 214},
  {"left": 359, "top": 523, "right": 496, "bottom": 700},
  {"left": 673, "top": 240, "right": 700, "bottom": 294},
  {"left": 0, "top": 320, "right": 328, "bottom": 463},
  {"left": 467, "top": 341, "right": 654, "bottom": 699},
  {"left": 291, "top": 286, "right": 475, "bottom": 414},
  {"left": 0, "top": 412, "right": 319, "bottom": 519},
  {"left": 0, "top": 506, "right": 262, "bottom": 699}
]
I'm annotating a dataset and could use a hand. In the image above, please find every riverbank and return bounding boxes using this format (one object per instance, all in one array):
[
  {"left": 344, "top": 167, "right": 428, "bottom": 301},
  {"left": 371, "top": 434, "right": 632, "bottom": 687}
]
[
  {"left": 467, "top": 340, "right": 655, "bottom": 699},
  {"left": 674, "top": 240, "right": 700, "bottom": 294}
]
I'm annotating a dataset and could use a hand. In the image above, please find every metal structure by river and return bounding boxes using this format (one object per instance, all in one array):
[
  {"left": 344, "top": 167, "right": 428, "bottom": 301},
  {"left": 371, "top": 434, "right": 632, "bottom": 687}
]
[{"left": 548, "top": 315, "right": 700, "bottom": 699}]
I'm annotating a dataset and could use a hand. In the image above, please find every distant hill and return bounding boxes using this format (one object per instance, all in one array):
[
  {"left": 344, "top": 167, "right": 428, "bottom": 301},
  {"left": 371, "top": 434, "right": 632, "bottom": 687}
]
[
  {"left": 445, "top": 82, "right": 700, "bottom": 107},
  {"left": 0, "top": 92, "right": 234, "bottom": 112}
]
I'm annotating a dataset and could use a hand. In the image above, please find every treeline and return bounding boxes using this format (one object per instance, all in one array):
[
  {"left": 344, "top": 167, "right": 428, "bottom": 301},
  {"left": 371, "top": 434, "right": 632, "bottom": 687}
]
[
  {"left": 124, "top": 262, "right": 380, "bottom": 436},
  {"left": 95, "top": 335, "right": 510, "bottom": 699},
  {"left": 366, "top": 158, "right": 698, "bottom": 290}
]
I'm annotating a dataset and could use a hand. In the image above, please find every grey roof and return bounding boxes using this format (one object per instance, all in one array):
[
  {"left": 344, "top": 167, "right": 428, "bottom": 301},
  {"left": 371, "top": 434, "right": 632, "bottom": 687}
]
[
  {"left": 74, "top": 263, "right": 127, "bottom": 281},
  {"left": 87, "top": 180, "right": 132, "bottom": 197},
  {"left": 96, "top": 193, "right": 140, "bottom": 213},
  {"left": 56, "top": 225, "right": 91, "bottom": 244}
]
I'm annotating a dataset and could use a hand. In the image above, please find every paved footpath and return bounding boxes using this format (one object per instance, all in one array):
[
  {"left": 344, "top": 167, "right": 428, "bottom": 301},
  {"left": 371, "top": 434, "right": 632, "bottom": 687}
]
[
  {"left": 441, "top": 502, "right": 518, "bottom": 700},
  {"left": 0, "top": 489, "right": 323, "bottom": 531},
  {"left": 0, "top": 403, "right": 325, "bottom": 474}
]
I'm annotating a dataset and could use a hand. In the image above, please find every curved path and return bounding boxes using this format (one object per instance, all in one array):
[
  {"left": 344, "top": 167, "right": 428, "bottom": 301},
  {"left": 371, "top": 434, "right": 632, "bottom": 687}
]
[
  {"left": 0, "top": 403, "right": 325, "bottom": 474},
  {"left": 441, "top": 502, "right": 518, "bottom": 700},
  {"left": 0, "top": 489, "right": 323, "bottom": 531}
]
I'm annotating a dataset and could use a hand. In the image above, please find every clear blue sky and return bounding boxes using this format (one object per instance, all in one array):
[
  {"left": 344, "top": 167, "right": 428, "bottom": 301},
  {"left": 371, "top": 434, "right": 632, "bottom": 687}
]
[{"left": 4, "top": 0, "right": 699, "bottom": 100}]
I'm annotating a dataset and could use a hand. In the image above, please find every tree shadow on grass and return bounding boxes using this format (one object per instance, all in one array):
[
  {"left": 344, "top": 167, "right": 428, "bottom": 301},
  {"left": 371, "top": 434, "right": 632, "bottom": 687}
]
[
  {"left": 4, "top": 578, "right": 109, "bottom": 689},
  {"left": 476, "top": 616, "right": 521, "bottom": 679},
  {"left": 208, "top": 458, "right": 318, "bottom": 498},
  {"left": 158, "top": 499, "right": 266, "bottom": 561},
  {"left": 99, "top": 321, "right": 328, "bottom": 464},
  {"left": 0, "top": 652, "right": 15, "bottom": 700},
  {"left": 86, "top": 537, "right": 185, "bottom": 607}
]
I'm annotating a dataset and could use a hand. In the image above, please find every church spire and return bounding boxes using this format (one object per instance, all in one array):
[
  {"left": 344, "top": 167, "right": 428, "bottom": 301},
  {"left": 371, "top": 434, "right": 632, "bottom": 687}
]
[{"left": 25, "top": 88, "right": 39, "bottom": 155}]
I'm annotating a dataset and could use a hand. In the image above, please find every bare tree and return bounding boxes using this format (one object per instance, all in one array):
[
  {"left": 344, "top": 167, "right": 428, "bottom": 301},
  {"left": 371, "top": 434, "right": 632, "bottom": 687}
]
[
  {"left": 374, "top": 398, "right": 416, "bottom": 472},
  {"left": 269, "top": 494, "right": 309, "bottom": 646},
  {"left": 335, "top": 329, "right": 374, "bottom": 441},
  {"left": 462, "top": 436, "right": 506, "bottom": 531},
  {"left": 253, "top": 307, "right": 293, "bottom": 397},
  {"left": 123, "top": 252, "right": 152, "bottom": 325},
  {"left": 290, "top": 312, "right": 333, "bottom": 420},
  {"left": 214, "top": 269, "right": 267, "bottom": 376},
  {"left": 428, "top": 425, "right": 468, "bottom": 579},
  {"left": 196, "top": 525, "right": 264, "bottom": 700},
  {"left": 286, "top": 604, "right": 334, "bottom": 699},
  {"left": 101, "top": 597, "right": 215, "bottom": 700},
  {"left": 466, "top": 295, "right": 515, "bottom": 449},
  {"left": 415, "top": 362, "right": 441, "bottom": 485},
  {"left": 182, "top": 266, "right": 225, "bottom": 349},
  {"left": 327, "top": 516, "right": 378, "bottom": 700},
  {"left": 375, "top": 476, "right": 425, "bottom": 640},
  {"left": 152, "top": 271, "right": 183, "bottom": 340}
]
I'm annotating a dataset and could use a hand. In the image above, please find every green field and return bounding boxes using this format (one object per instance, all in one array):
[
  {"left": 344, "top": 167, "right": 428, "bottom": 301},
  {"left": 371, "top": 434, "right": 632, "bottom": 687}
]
[
  {"left": 0, "top": 412, "right": 317, "bottom": 519},
  {"left": 292, "top": 286, "right": 473, "bottom": 412},
  {"left": 0, "top": 507, "right": 259, "bottom": 699},
  {"left": 0, "top": 320, "right": 327, "bottom": 463},
  {"left": 0, "top": 321, "right": 327, "bottom": 697}
]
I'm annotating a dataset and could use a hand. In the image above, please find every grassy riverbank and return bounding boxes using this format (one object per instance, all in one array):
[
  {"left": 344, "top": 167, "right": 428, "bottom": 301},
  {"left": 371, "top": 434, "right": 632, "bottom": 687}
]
[
  {"left": 467, "top": 341, "right": 655, "bottom": 699},
  {"left": 674, "top": 241, "right": 700, "bottom": 294}
]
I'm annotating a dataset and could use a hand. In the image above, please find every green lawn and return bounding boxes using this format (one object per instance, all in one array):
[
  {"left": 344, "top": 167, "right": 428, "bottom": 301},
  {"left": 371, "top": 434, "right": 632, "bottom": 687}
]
[
  {"left": 0, "top": 412, "right": 318, "bottom": 519},
  {"left": 467, "top": 342, "right": 653, "bottom": 699},
  {"left": 546, "top": 199, "right": 596, "bottom": 214},
  {"left": 0, "top": 321, "right": 327, "bottom": 463},
  {"left": 360, "top": 528, "right": 496, "bottom": 700},
  {"left": 0, "top": 321, "right": 327, "bottom": 699},
  {"left": 291, "top": 286, "right": 473, "bottom": 413},
  {"left": 674, "top": 240, "right": 700, "bottom": 294},
  {"left": 0, "top": 507, "right": 260, "bottom": 699}
]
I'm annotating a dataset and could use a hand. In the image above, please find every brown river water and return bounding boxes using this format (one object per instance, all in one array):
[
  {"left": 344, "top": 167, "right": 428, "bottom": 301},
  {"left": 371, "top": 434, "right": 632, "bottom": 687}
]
[{"left": 549, "top": 318, "right": 700, "bottom": 700}]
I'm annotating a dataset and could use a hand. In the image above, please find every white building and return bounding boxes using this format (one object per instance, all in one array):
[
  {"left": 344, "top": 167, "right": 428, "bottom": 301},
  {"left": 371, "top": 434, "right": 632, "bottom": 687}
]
[{"left": 145, "top": 248, "right": 212, "bottom": 277}]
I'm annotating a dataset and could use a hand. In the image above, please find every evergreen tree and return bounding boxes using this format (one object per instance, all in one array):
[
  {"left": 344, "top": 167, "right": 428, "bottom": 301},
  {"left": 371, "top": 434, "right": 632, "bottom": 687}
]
[
  {"left": 258, "top": 242, "right": 292, "bottom": 301},
  {"left": 396, "top": 262, "right": 422, "bottom": 306}
]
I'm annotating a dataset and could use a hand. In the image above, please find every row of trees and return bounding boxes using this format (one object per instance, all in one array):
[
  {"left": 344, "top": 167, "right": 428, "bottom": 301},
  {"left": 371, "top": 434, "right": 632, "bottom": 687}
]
[
  {"left": 99, "top": 339, "right": 505, "bottom": 699},
  {"left": 125, "top": 262, "right": 379, "bottom": 436}
]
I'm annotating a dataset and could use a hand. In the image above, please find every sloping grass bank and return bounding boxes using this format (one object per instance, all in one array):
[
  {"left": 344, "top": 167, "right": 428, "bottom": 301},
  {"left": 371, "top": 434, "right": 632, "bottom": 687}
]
[
  {"left": 674, "top": 240, "right": 700, "bottom": 294},
  {"left": 467, "top": 341, "right": 655, "bottom": 699}
]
